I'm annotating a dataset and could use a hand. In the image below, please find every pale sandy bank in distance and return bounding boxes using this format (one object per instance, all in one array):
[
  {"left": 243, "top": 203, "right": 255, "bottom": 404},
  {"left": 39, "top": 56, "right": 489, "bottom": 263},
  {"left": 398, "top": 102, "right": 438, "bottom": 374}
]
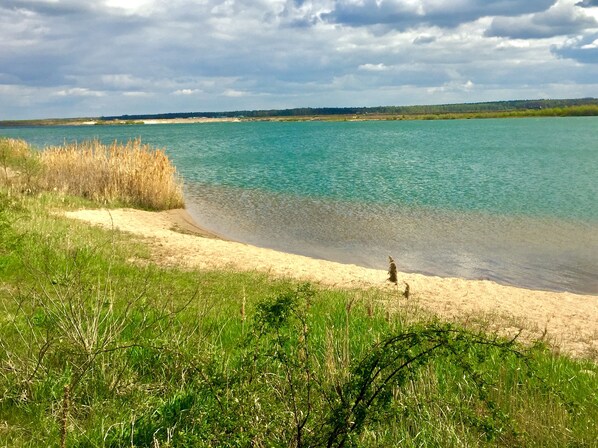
[
  {"left": 63, "top": 208, "right": 598, "bottom": 359},
  {"left": 140, "top": 117, "right": 242, "bottom": 125},
  {"left": 72, "top": 117, "right": 242, "bottom": 125}
]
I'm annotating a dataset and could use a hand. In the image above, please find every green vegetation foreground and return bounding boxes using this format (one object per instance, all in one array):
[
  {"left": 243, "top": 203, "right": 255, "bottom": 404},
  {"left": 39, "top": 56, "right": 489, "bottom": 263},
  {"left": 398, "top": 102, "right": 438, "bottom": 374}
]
[{"left": 1, "top": 138, "right": 597, "bottom": 447}]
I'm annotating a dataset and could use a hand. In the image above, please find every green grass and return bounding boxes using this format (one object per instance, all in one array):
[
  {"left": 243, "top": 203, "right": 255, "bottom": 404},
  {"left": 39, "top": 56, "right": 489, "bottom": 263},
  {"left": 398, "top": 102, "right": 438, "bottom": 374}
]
[{"left": 1, "top": 139, "right": 597, "bottom": 447}]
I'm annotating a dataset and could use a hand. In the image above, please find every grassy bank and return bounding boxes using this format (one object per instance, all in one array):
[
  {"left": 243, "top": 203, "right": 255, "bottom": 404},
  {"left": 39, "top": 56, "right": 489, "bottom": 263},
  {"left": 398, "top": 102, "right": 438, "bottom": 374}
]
[
  {"left": 250, "top": 104, "right": 598, "bottom": 122},
  {"left": 1, "top": 138, "right": 597, "bottom": 447}
]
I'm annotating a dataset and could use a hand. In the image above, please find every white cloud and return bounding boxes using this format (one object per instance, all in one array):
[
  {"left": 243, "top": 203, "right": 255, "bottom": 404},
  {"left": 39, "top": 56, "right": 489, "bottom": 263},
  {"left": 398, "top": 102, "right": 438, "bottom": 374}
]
[
  {"left": 104, "top": 0, "right": 156, "bottom": 15},
  {"left": 223, "top": 89, "right": 249, "bottom": 97},
  {"left": 173, "top": 89, "right": 202, "bottom": 95},
  {"left": 427, "top": 79, "right": 476, "bottom": 94},
  {"left": 358, "top": 63, "right": 390, "bottom": 71},
  {"left": 101, "top": 74, "right": 146, "bottom": 89},
  {"left": 55, "top": 87, "right": 105, "bottom": 97}
]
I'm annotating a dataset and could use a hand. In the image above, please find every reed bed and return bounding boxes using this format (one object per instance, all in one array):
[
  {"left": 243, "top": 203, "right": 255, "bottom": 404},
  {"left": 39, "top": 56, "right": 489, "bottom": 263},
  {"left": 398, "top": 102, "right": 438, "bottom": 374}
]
[{"left": 40, "top": 139, "right": 184, "bottom": 210}]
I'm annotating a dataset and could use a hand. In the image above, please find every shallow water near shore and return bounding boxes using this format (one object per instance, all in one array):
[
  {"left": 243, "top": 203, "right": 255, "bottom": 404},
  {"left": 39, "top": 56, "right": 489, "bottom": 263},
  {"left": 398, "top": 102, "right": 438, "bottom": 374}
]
[
  {"left": 185, "top": 183, "right": 597, "bottom": 294},
  {"left": 3, "top": 117, "right": 597, "bottom": 293}
]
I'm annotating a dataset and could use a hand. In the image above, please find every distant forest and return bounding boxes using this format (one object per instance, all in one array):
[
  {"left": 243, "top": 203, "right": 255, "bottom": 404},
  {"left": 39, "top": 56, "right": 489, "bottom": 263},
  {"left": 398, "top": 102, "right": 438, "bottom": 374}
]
[{"left": 104, "top": 98, "right": 598, "bottom": 120}]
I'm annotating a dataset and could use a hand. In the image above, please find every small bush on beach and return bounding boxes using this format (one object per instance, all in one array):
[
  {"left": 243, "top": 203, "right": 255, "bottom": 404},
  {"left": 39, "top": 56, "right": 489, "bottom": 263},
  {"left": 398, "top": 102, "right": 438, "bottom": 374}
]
[{"left": 40, "top": 138, "right": 184, "bottom": 210}]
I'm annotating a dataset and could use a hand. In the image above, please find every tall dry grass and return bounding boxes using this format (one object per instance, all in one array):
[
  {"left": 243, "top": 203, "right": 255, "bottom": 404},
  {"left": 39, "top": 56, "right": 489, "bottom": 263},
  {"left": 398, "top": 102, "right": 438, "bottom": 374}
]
[
  {"left": 0, "top": 137, "right": 41, "bottom": 189},
  {"left": 0, "top": 138, "right": 30, "bottom": 166},
  {"left": 40, "top": 139, "right": 184, "bottom": 210}
]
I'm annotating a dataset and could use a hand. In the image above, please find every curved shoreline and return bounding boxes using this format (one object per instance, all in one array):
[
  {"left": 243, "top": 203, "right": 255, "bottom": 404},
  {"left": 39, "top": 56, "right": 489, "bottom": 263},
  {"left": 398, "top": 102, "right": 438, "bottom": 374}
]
[
  {"left": 183, "top": 186, "right": 598, "bottom": 296},
  {"left": 63, "top": 207, "right": 598, "bottom": 359}
]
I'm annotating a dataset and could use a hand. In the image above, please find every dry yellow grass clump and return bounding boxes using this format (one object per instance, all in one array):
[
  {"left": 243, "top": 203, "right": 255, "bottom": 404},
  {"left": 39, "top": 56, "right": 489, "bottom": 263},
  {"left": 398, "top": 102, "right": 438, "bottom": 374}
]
[
  {"left": 41, "top": 139, "right": 185, "bottom": 210},
  {"left": 0, "top": 137, "right": 41, "bottom": 188},
  {"left": 0, "top": 137, "right": 30, "bottom": 161}
]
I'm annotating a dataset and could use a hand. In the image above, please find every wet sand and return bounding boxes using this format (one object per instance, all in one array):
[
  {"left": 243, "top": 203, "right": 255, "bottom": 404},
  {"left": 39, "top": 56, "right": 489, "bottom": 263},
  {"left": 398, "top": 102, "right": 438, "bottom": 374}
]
[{"left": 63, "top": 207, "right": 598, "bottom": 359}]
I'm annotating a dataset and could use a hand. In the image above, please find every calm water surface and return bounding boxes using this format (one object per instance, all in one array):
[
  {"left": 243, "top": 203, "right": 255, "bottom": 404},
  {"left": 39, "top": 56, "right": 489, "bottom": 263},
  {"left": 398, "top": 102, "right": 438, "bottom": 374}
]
[{"left": 3, "top": 118, "right": 597, "bottom": 294}]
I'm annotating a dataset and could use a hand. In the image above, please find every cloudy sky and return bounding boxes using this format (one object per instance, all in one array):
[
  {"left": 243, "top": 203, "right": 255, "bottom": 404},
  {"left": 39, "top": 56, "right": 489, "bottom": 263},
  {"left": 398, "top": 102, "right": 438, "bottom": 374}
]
[{"left": 1, "top": 0, "right": 598, "bottom": 119}]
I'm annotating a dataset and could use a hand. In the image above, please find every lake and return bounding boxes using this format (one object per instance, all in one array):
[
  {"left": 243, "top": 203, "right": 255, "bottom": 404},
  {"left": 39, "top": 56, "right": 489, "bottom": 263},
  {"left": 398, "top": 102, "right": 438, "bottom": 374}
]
[{"left": 2, "top": 117, "right": 597, "bottom": 294}]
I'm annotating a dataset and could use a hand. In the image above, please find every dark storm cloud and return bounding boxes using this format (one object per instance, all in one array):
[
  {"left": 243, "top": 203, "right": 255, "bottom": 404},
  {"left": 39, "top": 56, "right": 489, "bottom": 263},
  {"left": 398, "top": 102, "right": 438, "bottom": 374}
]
[
  {"left": 486, "top": 2, "right": 598, "bottom": 39},
  {"left": 553, "top": 32, "right": 598, "bottom": 63},
  {"left": 0, "top": 1, "right": 153, "bottom": 88},
  {"left": 0, "top": 0, "right": 96, "bottom": 16},
  {"left": 321, "top": 0, "right": 557, "bottom": 29},
  {"left": 413, "top": 35, "right": 436, "bottom": 45},
  {"left": 576, "top": 0, "right": 598, "bottom": 7}
]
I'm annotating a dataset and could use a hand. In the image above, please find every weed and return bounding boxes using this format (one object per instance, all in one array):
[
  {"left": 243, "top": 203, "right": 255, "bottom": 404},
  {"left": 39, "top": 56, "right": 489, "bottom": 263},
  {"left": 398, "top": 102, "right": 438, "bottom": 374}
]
[{"left": 387, "top": 256, "right": 397, "bottom": 285}]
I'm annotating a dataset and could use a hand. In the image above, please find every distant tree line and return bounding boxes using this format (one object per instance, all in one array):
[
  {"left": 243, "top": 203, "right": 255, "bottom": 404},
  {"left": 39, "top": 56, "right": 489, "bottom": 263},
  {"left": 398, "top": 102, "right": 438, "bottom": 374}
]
[
  {"left": 2, "top": 98, "right": 597, "bottom": 127},
  {"left": 101, "top": 98, "right": 598, "bottom": 121}
]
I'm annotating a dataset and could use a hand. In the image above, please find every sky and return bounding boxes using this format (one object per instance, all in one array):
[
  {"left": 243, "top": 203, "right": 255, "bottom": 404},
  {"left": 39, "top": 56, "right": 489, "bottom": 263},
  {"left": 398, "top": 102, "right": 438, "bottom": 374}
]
[{"left": 1, "top": 0, "right": 598, "bottom": 120}]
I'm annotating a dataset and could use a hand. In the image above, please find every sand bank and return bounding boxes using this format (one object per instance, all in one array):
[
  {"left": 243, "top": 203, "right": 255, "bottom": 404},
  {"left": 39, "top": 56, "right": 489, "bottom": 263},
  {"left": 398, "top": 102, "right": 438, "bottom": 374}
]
[
  {"left": 141, "top": 117, "right": 241, "bottom": 125},
  {"left": 63, "top": 208, "right": 598, "bottom": 359}
]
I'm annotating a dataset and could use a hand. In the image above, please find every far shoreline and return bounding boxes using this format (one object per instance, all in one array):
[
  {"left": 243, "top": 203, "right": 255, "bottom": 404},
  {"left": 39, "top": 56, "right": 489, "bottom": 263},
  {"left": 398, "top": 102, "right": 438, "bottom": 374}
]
[
  {"left": 2, "top": 113, "right": 598, "bottom": 128},
  {"left": 2, "top": 99, "right": 598, "bottom": 127}
]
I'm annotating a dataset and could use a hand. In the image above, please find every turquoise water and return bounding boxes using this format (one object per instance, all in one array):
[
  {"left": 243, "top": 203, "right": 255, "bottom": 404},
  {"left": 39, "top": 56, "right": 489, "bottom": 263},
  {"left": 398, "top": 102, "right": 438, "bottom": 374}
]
[{"left": 2, "top": 118, "right": 597, "bottom": 293}]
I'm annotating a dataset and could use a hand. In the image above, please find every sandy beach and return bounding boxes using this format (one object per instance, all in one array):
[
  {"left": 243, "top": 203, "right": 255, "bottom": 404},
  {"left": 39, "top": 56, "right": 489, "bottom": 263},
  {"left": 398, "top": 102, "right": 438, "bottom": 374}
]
[
  {"left": 63, "top": 207, "right": 598, "bottom": 359},
  {"left": 140, "top": 117, "right": 242, "bottom": 125}
]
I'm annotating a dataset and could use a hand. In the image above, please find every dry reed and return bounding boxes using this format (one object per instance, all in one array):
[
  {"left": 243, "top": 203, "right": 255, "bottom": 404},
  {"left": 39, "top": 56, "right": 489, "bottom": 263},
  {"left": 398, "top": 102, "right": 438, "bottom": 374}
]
[
  {"left": 0, "top": 138, "right": 30, "bottom": 165},
  {"left": 0, "top": 137, "right": 40, "bottom": 189},
  {"left": 388, "top": 256, "right": 398, "bottom": 285},
  {"left": 40, "top": 139, "right": 184, "bottom": 210}
]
